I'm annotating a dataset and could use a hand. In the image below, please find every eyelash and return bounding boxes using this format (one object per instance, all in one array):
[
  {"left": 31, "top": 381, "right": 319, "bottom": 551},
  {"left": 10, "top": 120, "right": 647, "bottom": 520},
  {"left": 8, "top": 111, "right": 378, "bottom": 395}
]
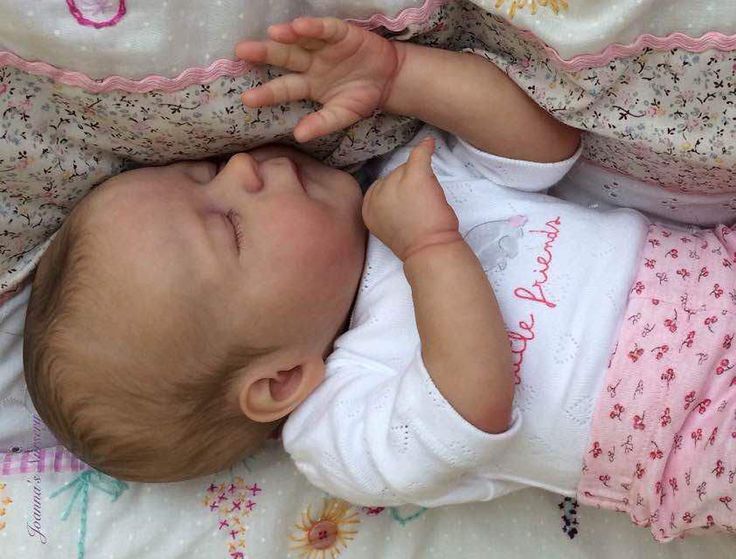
[{"left": 225, "top": 210, "right": 244, "bottom": 252}]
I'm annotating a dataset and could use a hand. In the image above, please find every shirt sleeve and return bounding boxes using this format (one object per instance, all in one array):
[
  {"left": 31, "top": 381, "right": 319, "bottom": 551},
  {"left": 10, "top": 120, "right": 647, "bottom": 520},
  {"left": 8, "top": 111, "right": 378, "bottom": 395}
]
[
  {"left": 374, "top": 125, "right": 581, "bottom": 193},
  {"left": 282, "top": 349, "right": 523, "bottom": 507},
  {"left": 449, "top": 134, "right": 583, "bottom": 192}
]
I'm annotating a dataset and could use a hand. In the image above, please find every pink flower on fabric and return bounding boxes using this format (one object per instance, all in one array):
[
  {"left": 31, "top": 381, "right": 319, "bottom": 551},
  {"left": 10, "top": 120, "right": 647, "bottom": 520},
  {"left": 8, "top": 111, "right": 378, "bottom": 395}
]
[{"left": 66, "top": 0, "right": 126, "bottom": 29}]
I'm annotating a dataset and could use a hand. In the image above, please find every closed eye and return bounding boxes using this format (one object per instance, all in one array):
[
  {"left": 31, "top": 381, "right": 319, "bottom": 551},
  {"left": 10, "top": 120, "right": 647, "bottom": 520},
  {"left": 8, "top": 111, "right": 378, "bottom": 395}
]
[{"left": 225, "top": 210, "right": 244, "bottom": 253}]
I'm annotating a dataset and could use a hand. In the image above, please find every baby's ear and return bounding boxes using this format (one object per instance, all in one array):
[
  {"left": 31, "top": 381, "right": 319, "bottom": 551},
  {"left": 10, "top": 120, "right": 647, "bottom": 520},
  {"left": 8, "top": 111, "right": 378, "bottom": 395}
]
[{"left": 237, "top": 357, "right": 325, "bottom": 423}]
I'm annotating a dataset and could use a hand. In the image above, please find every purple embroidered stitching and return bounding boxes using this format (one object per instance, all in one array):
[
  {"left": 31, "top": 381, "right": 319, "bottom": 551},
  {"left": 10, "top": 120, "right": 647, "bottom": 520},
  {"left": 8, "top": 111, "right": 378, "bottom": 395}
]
[{"left": 66, "top": 0, "right": 127, "bottom": 29}]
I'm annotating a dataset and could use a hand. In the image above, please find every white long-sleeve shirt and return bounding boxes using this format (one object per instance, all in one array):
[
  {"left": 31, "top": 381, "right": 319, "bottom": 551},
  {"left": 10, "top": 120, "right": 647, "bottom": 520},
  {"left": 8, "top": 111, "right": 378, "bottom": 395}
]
[{"left": 283, "top": 127, "right": 650, "bottom": 507}]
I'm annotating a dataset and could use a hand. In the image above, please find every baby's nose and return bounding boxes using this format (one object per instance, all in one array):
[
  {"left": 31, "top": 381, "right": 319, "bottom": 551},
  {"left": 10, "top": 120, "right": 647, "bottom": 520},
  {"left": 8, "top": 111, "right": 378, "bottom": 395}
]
[{"left": 219, "top": 152, "right": 263, "bottom": 192}]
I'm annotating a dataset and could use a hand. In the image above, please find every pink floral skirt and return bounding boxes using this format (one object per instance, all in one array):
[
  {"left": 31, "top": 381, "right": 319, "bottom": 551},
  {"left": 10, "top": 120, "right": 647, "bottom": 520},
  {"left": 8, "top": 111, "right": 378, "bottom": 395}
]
[{"left": 578, "top": 224, "right": 736, "bottom": 541}]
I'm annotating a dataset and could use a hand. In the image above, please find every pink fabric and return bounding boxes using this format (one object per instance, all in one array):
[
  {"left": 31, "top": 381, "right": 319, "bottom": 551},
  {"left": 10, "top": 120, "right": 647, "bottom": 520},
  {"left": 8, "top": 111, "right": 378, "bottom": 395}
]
[
  {"left": 517, "top": 30, "right": 736, "bottom": 72},
  {"left": 0, "top": 0, "right": 447, "bottom": 94},
  {"left": 0, "top": 446, "right": 88, "bottom": 476},
  {"left": 578, "top": 224, "right": 736, "bottom": 541}
]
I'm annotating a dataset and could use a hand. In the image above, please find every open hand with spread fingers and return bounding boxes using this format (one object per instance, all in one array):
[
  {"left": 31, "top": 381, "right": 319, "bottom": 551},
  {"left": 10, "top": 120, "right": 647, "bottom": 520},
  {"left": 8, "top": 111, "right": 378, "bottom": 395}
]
[{"left": 236, "top": 17, "right": 402, "bottom": 143}]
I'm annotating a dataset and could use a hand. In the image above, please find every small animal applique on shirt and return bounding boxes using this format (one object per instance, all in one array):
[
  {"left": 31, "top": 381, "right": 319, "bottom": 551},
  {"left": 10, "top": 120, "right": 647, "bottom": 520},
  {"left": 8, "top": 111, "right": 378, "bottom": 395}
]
[{"left": 464, "top": 215, "right": 527, "bottom": 273}]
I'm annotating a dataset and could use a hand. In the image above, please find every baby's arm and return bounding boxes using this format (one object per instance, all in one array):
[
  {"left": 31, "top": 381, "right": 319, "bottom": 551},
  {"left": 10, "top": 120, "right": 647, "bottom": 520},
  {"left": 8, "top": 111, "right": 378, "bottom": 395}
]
[
  {"left": 363, "top": 138, "right": 513, "bottom": 433},
  {"left": 237, "top": 17, "right": 579, "bottom": 162},
  {"left": 384, "top": 44, "right": 579, "bottom": 162}
]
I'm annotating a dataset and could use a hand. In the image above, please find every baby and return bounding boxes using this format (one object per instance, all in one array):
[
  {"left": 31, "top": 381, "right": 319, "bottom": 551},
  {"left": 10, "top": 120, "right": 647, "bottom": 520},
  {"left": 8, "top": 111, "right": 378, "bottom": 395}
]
[{"left": 23, "top": 18, "right": 735, "bottom": 542}]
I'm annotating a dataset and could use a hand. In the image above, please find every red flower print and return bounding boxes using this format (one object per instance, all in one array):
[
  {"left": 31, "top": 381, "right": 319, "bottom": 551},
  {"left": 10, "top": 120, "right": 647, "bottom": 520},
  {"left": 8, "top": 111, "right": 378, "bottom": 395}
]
[
  {"left": 660, "top": 367, "right": 676, "bottom": 388},
  {"left": 716, "top": 358, "right": 732, "bottom": 375},
  {"left": 651, "top": 298, "right": 660, "bottom": 305},
  {"left": 634, "top": 463, "right": 646, "bottom": 479},
  {"left": 707, "top": 427, "right": 718, "bottom": 447},
  {"left": 696, "top": 482, "right": 707, "bottom": 501},
  {"left": 676, "top": 268, "right": 690, "bottom": 279},
  {"left": 649, "top": 441, "right": 663, "bottom": 460},
  {"left": 632, "top": 281, "right": 645, "bottom": 295},
  {"left": 589, "top": 441, "right": 602, "bottom": 458},
  {"left": 633, "top": 413, "right": 646, "bottom": 431},
  {"left": 704, "top": 315, "right": 718, "bottom": 332},
  {"left": 607, "top": 447, "right": 615, "bottom": 463},
  {"left": 599, "top": 474, "right": 610, "bottom": 487},
  {"left": 691, "top": 428, "right": 703, "bottom": 447},
  {"left": 664, "top": 309, "right": 678, "bottom": 333},
  {"left": 698, "top": 267, "right": 709, "bottom": 281},
  {"left": 696, "top": 399, "right": 712, "bottom": 414},
  {"left": 648, "top": 238, "right": 661, "bottom": 248},
  {"left": 723, "top": 334, "right": 733, "bottom": 349},
  {"left": 628, "top": 345, "right": 644, "bottom": 362},
  {"left": 665, "top": 248, "right": 678, "bottom": 258},
  {"left": 711, "top": 283, "right": 724, "bottom": 298},
  {"left": 680, "top": 330, "right": 695, "bottom": 351},
  {"left": 720, "top": 496, "right": 732, "bottom": 510},
  {"left": 713, "top": 460, "right": 725, "bottom": 478},
  {"left": 660, "top": 407, "right": 671, "bottom": 427},
  {"left": 684, "top": 391, "right": 697, "bottom": 409},
  {"left": 723, "top": 258, "right": 732, "bottom": 269},
  {"left": 645, "top": 258, "right": 655, "bottom": 269},
  {"left": 669, "top": 477, "right": 679, "bottom": 493},
  {"left": 651, "top": 344, "right": 669, "bottom": 360},
  {"left": 609, "top": 404, "right": 625, "bottom": 420}
]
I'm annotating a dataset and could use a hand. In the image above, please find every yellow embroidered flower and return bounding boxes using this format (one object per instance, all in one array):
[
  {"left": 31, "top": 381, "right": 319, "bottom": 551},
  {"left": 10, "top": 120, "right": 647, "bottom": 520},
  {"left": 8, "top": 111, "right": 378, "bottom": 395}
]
[
  {"left": 290, "top": 499, "right": 360, "bottom": 559},
  {"left": 495, "top": 0, "right": 569, "bottom": 18},
  {"left": 0, "top": 482, "right": 10, "bottom": 531}
]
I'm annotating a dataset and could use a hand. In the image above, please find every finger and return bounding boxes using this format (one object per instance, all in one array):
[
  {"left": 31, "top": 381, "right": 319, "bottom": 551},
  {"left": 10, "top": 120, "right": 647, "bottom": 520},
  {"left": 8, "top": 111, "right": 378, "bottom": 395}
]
[
  {"left": 235, "top": 40, "right": 312, "bottom": 72},
  {"left": 267, "top": 22, "right": 301, "bottom": 44},
  {"left": 241, "top": 74, "right": 310, "bottom": 108},
  {"left": 291, "top": 17, "right": 351, "bottom": 44},
  {"left": 267, "top": 23, "right": 327, "bottom": 51},
  {"left": 293, "top": 105, "right": 362, "bottom": 143},
  {"left": 406, "top": 137, "right": 435, "bottom": 169}
]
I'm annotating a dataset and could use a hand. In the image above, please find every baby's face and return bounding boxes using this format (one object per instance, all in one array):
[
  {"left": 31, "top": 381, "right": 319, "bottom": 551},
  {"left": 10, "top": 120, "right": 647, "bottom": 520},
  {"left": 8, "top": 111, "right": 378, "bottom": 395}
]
[{"left": 86, "top": 146, "right": 366, "bottom": 364}]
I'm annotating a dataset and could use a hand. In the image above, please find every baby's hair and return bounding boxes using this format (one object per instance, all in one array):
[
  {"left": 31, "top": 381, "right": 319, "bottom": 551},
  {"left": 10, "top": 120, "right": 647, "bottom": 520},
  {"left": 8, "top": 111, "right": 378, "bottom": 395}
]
[{"left": 23, "top": 199, "right": 277, "bottom": 482}]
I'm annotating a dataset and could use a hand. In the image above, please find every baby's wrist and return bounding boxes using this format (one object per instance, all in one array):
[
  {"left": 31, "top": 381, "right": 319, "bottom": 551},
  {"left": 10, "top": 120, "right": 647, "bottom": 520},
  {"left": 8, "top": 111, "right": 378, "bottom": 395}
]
[
  {"left": 379, "top": 41, "right": 411, "bottom": 114},
  {"left": 400, "top": 230, "right": 464, "bottom": 263}
]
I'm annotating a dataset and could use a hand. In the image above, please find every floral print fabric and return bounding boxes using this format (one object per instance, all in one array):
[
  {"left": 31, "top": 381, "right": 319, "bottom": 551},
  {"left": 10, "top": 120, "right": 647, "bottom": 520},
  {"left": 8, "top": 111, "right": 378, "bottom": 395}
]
[{"left": 578, "top": 224, "right": 736, "bottom": 541}]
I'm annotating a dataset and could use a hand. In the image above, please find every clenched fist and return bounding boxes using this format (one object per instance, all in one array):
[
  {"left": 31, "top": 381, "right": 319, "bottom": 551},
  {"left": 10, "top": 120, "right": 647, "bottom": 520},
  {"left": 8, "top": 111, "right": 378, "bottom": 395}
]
[{"left": 362, "top": 137, "right": 462, "bottom": 262}]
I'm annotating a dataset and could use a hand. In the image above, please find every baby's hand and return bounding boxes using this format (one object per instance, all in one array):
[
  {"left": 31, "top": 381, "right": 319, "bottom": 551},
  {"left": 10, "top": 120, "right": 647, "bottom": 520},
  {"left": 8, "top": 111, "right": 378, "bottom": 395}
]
[
  {"left": 363, "top": 138, "right": 461, "bottom": 262},
  {"left": 236, "top": 17, "right": 401, "bottom": 143}
]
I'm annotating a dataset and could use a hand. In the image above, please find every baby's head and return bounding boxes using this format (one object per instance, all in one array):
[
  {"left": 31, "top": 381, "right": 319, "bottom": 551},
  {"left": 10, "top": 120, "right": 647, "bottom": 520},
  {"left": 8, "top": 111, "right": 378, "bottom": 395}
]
[{"left": 23, "top": 146, "right": 366, "bottom": 482}]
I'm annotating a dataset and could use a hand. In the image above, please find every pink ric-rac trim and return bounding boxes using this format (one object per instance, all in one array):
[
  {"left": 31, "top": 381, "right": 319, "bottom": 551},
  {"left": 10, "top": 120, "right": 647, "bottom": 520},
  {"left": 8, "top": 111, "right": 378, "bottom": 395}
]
[
  {"left": 66, "top": 0, "right": 127, "bottom": 29},
  {"left": 0, "top": 0, "right": 447, "bottom": 94},
  {"left": 1, "top": 446, "right": 89, "bottom": 476},
  {"left": 520, "top": 30, "right": 736, "bottom": 72}
]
